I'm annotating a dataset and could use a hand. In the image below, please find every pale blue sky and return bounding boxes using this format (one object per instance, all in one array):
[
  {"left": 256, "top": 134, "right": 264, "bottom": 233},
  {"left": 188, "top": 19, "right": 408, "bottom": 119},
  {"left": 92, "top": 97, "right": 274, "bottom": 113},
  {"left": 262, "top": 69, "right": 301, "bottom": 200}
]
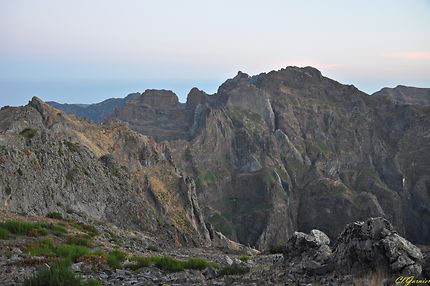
[{"left": 0, "top": 0, "right": 429, "bottom": 106}]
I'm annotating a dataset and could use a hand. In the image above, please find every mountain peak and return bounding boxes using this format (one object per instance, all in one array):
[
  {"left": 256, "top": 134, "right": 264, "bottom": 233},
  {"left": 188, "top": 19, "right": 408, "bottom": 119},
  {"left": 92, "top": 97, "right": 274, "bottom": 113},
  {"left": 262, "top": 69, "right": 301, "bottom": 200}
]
[{"left": 138, "top": 89, "right": 180, "bottom": 109}]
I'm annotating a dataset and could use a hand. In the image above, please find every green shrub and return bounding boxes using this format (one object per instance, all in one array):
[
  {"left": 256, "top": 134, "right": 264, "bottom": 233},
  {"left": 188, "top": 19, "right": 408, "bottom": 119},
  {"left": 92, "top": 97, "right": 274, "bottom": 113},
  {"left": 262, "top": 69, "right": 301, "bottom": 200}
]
[
  {"left": 219, "top": 264, "right": 250, "bottom": 276},
  {"left": 46, "top": 212, "right": 63, "bottom": 220},
  {"left": 41, "top": 223, "right": 67, "bottom": 236},
  {"left": 20, "top": 128, "right": 37, "bottom": 139},
  {"left": 269, "top": 245, "right": 284, "bottom": 254},
  {"left": 153, "top": 256, "right": 185, "bottom": 272},
  {"left": 5, "top": 249, "right": 13, "bottom": 259},
  {"left": 28, "top": 239, "right": 57, "bottom": 257},
  {"left": 55, "top": 244, "right": 89, "bottom": 262},
  {"left": 23, "top": 260, "right": 101, "bottom": 286},
  {"left": 64, "top": 141, "right": 80, "bottom": 153},
  {"left": 129, "top": 256, "right": 153, "bottom": 270},
  {"left": 183, "top": 258, "right": 209, "bottom": 270},
  {"left": 239, "top": 256, "right": 250, "bottom": 262},
  {"left": 70, "top": 222, "right": 98, "bottom": 237},
  {"left": 146, "top": 245, "right": 159, "bottom": 252},
  {"left": 0, "top": 227, "right": 9, "bottom": 239},
  {"left": 66, "top": 235, "right": 91, "bottom": 247},
  {"left": 0, "top": 221, "right": 66, "bottom": 237},
  {"left": 106, "top": 249, "right": 127, "bottom": 269},
  {"left": 0, "top": 221, "right": 48, "bottom": 236},
  {"left": 27, "top": 239, "right": 89, "bottom": 262}
]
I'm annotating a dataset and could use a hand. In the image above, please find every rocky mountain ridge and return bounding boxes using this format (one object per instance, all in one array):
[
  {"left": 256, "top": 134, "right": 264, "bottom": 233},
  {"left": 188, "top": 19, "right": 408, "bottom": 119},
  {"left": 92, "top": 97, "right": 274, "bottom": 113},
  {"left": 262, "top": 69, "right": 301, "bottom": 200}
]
[
  {"left": 25, "top": 67, "right": 430, "bottom": 251},
  {"left": 108, "top": 67, "right": 430, "bottom": 250},
  {"left": 0, "top": 97, "right": 257, "bottom": 254}
]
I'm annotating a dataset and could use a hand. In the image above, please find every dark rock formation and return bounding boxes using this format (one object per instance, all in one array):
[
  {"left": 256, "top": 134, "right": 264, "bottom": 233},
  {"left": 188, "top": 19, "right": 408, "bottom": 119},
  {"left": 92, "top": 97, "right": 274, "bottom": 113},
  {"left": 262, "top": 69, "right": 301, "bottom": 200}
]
[
  {"left": 333, "top": 217, "right": 423, "bottom": 276},
  {"left": 283, "top": 217, "right": 423, "bottom": 279}
]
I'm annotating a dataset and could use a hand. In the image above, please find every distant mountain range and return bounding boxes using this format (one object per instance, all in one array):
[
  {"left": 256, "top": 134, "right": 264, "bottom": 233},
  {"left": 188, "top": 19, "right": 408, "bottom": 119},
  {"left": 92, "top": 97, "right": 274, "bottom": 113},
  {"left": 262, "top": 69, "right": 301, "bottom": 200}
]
[{"left": 47, "top": 92, "right": 141, "bottom": 123}]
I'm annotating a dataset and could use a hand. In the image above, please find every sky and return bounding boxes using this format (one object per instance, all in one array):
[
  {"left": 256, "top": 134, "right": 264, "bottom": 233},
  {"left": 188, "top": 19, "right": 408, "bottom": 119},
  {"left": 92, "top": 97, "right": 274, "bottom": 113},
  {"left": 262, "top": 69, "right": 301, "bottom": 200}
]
[{"left": 0, "top": 0, "right": 429, "bottom": 106}]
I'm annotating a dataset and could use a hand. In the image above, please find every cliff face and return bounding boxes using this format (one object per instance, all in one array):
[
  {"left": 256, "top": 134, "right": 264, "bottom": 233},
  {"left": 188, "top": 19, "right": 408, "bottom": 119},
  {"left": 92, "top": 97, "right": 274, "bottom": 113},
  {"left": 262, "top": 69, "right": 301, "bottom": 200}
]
[
  {"left": 105, "top": 67, "right": 430, "bottom": 250},
  {"left": 0, "top": 97, "right": 211, "bottom": 247}
]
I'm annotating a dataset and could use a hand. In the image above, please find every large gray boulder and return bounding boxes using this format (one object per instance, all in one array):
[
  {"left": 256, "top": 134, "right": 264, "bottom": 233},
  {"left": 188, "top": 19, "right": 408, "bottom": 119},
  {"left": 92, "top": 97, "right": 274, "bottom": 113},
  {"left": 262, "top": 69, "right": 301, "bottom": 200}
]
[
  {"left": 283, "top": 229, "right": 332, "bottom": 274},
  {"left": 333, "top": 217, "right": 423, "bottom": 276}
]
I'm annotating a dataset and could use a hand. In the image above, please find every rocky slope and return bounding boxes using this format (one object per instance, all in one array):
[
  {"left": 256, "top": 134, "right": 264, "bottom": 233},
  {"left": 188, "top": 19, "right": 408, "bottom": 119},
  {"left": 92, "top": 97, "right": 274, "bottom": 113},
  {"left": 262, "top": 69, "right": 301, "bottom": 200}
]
[
  {"left": 105, "top": 67, "right": 430, "bottom": 251},
  {"left": 0, "top": 97, "right": 213, "bottom": 248}
]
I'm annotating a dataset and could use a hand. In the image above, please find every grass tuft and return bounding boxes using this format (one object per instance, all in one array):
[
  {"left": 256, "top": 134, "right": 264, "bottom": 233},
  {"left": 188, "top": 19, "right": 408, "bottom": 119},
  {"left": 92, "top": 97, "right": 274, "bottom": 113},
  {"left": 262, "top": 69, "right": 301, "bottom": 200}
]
[
  {"left": 23, "top": 260, "right": 101, "bottom": 286},
  {"left": 46, "top": 212, "right": 63, "bottom": 220},
  {"left": 106, "top": 249, "right": 127, "bottom": 269},
  {"left": 0, "top": 227, "right": 9, "bottom": 239},
  {"left": 219, "top": 264, "right": 250, "bottom": 276},
  {"left": 20, "top": 128, "right": 37, "bottom": 139},
  {"left": 27, "top": 239, "right": 90, "bottom": 262}
]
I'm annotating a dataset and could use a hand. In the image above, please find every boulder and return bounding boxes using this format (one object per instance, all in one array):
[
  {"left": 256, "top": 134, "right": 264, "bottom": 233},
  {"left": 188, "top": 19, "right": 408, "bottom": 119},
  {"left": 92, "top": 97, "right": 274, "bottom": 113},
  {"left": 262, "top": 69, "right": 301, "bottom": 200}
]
[
  {"left": 283, "top": 229, "right": 332, "bottom": 274},
  {"left": 333, "top": 217, "right": 423, "bottom": 276}
]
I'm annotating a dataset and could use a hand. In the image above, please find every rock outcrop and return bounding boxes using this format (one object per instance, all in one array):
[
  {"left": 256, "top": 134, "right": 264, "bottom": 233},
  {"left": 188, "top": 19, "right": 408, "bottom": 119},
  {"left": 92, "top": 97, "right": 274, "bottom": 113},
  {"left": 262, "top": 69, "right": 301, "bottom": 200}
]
[
  {"left": 283, "top": 217, "right": 424, "bottom": 278},
  {"left": 283, "top": 229, "right": 332, "bottom": 275},
  {"left": 333, "top": 217, "right": 423, "bottom": 276}
]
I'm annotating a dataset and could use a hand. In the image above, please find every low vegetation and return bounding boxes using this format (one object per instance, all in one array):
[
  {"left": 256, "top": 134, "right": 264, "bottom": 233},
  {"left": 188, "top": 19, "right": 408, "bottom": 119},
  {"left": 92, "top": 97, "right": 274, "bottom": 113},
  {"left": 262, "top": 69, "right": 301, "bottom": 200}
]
[
  {"left": 63, "top": 140, "right": 80, "bottom": 153},
  {"left": 269, "top": 245, "right": 284, "bottom": 254},
  {"left": 105, "top": 249, "right": 127, "bottom": 269},
  {"left": 23, "top": 260, "right": 101, "bottom": 286},
  {"left": 0, "top": 227, "right": 8, "bottom": 239},
  {"left": 20, "top": 128, "right": 37, "bottom": 139},
  {"left": 46, "top": 212, "right": 63, "bottom": 220},
  {"left": 27, "top": 239, "right": 90, "bottom": 262},
  {"left": 219, "top": 264, "right": 250, "bottom": 276},
  {"left": 239, "top": 255, "right": 250, "bottom": 262},
  {"left": 0, "top": 220, "right": 67, "bottom": 237}
]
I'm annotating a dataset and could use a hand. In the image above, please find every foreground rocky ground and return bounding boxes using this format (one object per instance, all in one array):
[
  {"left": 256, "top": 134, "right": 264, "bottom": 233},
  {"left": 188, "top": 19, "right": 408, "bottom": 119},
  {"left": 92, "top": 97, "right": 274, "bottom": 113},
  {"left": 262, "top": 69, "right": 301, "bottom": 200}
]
[{"left": 0, "top": 211, "right": 429, "bottom": 285}]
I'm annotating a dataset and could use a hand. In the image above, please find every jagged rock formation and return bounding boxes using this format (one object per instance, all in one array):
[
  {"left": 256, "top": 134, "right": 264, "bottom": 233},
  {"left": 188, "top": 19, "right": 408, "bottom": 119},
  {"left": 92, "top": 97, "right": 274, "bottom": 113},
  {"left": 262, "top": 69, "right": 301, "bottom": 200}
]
[
  {"left": 47, "top": 92, "right": 141, "bottom": 123},
  {"left": 0, "top": 97, "right": 211, "bottom": 247},
  {"left": 44, "top": 66, "right": 430, "bottom": 251},
  {"left": 283, "top": 217, "right": 423, "bottom": 278},
  {"left": 333, "top": 217, "right": 423, "bottom": 276}
]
